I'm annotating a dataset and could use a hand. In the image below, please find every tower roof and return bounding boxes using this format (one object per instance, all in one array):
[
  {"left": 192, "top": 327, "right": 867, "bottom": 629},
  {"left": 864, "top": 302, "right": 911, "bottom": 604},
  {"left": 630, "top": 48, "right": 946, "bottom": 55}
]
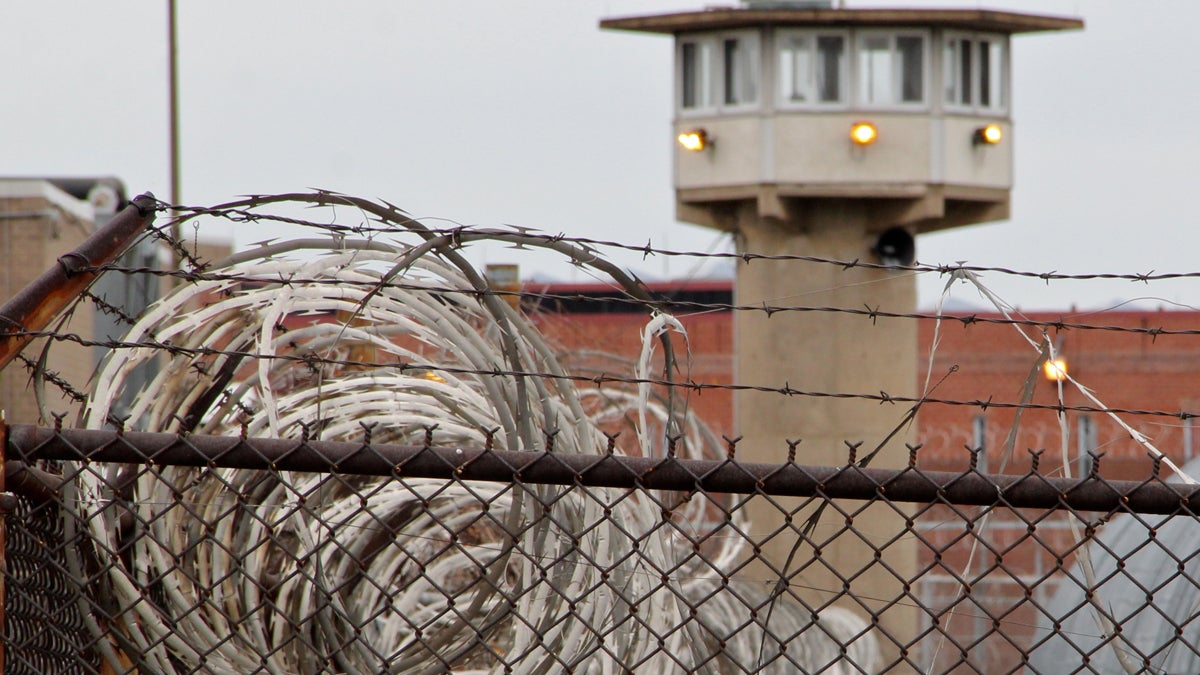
[{"left": 600, "top": 8, "right": 1083, "bottom": 35}]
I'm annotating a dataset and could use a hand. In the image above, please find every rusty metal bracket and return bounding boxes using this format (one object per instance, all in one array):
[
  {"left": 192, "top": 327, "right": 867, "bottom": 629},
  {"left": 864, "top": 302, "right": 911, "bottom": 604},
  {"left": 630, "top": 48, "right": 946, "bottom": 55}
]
[
  {"left": 0, "top": 192, "right": 156, "bottom": 371},
  {"left": 0, "top": 416, "right": 6, "bottom": 674}
]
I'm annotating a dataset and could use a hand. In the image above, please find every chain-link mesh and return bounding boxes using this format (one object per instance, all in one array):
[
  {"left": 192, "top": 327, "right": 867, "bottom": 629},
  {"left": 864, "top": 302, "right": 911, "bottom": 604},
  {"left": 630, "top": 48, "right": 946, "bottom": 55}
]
[
  {"left": 4, "top": 429, "right": 1198, "bottom": 674},
  {"left": 4, "top": 191, "right": 1199, "bottom": 673}
]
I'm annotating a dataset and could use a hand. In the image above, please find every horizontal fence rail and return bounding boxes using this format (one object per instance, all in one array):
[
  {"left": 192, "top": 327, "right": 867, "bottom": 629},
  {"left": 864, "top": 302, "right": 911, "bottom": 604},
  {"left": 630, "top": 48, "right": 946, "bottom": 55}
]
[
  {"left": 5, "top": 423, "right": 1198, "bottom": 515},
  {"left": 5, "top": 424, "right": 1200, "bottom": 674}
]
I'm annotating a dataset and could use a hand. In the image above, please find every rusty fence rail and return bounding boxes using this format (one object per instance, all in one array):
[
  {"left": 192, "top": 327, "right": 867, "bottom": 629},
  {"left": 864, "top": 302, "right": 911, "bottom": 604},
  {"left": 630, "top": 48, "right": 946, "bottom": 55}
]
[
  {"left": 4, "top": 423, "right": 1200, "bottom": 673},
  {"left": 5, "top": 423, "right": 1199, "bottom": 515}
]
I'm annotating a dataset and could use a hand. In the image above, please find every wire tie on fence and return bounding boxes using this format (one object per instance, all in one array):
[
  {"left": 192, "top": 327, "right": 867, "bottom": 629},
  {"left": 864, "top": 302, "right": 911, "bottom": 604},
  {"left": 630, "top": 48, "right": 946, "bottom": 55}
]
[
  {"left": 423, "top": 424, "right": 438, "bottom": 449},
  {"left": 52, "top": 412, "right": 65, "bottom": 432},
  {"left": 544, "top": 428, "right": 559, "bottom": 453},
  {"left": 1148, "top": 451, "right": 1163, "bottom": 478},
  {"left": 56, "top": 251, "right": 91, "bottom": 277},
  {"left": 1089, "top": 451, "right": 1104, "bottom": 479},
  {"left": 666, "top": 434, "right": 680, "bottom": 459},
  {"left": 967, "top": 445, "right": 980, "bottom": 471},
  {"left": 603, "top": 431, "right": 619, "bottom": 455},
  {"left": 907, "top": 443, "right": 921, "bottom": 468},
  {"left": 484, "top": 426, "right": 499, "bottom": 451},
  {"left": 1028, "top": 448, "right": 1044, "bottom": 473},
  {"left": 786, "top": 439, "right": 800, "bottom": 464},
  {"left": 359, "top": 421, "right": 376, "bottom": 445},
  {"left": 0, "top": 314, "right": 22, "bottom": 334},
  {"left": 722, "top": 435, "right": 741, "bottom": 460},
  {"left": 844, "top": 440, "right": 862, "bottom": 465}
]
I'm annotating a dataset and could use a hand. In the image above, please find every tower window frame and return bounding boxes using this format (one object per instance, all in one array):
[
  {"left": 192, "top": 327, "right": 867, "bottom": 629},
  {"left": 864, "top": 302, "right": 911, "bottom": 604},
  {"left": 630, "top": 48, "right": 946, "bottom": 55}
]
[
  {"left": 943, "top": 32, "right": 1008, "bottom": 114},
  {"left": 855, "top": 30, "right": 930, "bottom": 110},
  {"left": 677, "top": 31, "right": 761, "bottom": 116},
  {"left": 776, "top": 29, "right": 850, "bottom": 109}
]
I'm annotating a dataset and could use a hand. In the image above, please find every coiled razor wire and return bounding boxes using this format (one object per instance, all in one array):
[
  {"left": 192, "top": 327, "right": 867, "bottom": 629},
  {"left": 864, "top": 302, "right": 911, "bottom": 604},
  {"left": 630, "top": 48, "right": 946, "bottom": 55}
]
[{"left": 66, "top": 195, "right": 878, "bottom": 673}]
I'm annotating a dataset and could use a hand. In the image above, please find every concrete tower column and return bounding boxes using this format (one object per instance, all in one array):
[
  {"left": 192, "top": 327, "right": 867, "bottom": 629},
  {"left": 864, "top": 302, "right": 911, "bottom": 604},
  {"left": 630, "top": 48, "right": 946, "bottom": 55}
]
[{"left": 732, "top": 199, "right": 919, "bottom": 654}]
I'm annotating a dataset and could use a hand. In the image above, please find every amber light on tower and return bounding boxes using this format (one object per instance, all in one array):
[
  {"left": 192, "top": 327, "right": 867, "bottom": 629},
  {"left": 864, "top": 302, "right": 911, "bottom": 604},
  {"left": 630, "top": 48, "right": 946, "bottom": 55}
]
[
  {"left": 677, "top": 129, "right": 709, "bottom": 152},
  {"left": 850, "top": 122, "right": 878, "bottom": 146},
  {"left": 1043, "top": 357, "right": 1068, "bottom": 381},
  {"left": 974, "top": 124, "right": 1003, "bottom": 145}
]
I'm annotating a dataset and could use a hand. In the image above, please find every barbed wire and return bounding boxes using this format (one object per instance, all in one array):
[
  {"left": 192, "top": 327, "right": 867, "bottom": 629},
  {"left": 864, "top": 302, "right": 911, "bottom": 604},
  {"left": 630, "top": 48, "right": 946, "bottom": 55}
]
[
  {"left": 73, "top": 263, "right": 1200, "bottom": 339},
  {"left": 153, "top": 196, "right": 1200, "bottom": 284},
  {"left": 13, "top": 327, "right": 1199, "bottom": 422},
  {"left": 13, "top": 353, "right": 88, "bottom": 404}
]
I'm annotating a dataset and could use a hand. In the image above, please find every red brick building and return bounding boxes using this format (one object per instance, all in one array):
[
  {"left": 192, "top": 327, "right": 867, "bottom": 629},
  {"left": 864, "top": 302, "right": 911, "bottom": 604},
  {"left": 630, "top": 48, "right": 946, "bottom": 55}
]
[{"left": 527, "top": 279, "right": 1200, "bottom": 481}]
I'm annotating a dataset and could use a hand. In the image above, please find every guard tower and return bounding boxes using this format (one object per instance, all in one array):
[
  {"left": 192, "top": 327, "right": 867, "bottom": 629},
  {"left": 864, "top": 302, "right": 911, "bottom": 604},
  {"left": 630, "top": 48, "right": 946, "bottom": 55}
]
[{"left": 602, "top": 1, "right": 1082, "bottom": 658}]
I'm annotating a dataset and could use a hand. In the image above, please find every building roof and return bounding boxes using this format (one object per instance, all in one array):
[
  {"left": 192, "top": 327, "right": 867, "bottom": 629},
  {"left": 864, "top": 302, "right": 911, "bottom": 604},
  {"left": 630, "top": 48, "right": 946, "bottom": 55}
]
[{"left": 600, "top": 8, "right": 1083, "bottom": 35}]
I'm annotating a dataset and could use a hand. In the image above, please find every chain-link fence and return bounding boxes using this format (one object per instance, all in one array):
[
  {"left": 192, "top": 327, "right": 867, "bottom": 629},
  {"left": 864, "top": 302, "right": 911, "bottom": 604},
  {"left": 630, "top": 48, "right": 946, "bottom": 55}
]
[
  {"left": 3, "top": 191, "right": 1200, "bottom": 673},
  {"left": 3, "top": 423, "right": 1199, "bottom": 674}
]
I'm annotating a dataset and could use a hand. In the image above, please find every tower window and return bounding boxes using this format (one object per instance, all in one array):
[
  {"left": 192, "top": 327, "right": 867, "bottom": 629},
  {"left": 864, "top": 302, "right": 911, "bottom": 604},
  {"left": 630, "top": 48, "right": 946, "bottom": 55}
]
[
  {"left": 723, "top": 36, "right": 758, "bottom": 106},
  {"left": 857, "top": 32, "right": 928, "bottom": 107},
  {"left": 680, "top": 40, "right": 715, "bottom": 110},
  {"left": 777, "top": 32, "right": 847, "bottom": 106},
  {"left": 945, "top": 33, "right": 1007, "bottom": 113},
  {"left": 678, "top": 32, "right": 759, "bottom": 113}
]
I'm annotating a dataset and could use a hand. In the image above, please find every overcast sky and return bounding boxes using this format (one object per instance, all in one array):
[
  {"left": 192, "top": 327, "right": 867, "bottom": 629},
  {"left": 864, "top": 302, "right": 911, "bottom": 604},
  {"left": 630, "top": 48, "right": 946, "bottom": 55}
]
[{"left": 3, "top": 1, "right": 1198, "bottom": 311}]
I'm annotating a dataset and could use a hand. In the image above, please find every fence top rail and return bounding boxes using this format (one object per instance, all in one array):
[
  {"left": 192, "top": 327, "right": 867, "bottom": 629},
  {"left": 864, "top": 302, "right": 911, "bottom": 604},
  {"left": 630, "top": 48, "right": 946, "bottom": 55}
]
[{"left": 4, "top": 423, "right": 1196, "bottom": 515}]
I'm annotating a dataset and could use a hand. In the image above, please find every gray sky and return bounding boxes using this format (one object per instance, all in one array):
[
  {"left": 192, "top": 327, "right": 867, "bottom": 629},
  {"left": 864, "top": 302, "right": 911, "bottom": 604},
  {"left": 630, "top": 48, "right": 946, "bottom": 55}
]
[{"left": 3, "top": 1, "right": 1197, "bottom": 311}]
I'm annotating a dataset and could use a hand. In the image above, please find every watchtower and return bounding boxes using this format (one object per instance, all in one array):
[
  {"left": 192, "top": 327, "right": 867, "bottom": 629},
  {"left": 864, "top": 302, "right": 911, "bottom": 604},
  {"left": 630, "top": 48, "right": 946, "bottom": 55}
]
[{"left": 602, "top": 1, "right": 1081, "bottom": 654}]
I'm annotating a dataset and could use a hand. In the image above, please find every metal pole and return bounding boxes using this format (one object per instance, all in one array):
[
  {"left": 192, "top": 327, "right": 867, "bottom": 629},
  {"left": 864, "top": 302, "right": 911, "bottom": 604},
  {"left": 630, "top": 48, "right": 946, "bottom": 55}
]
[{"left": 167, "top": 0, "right": 183, "bottom": 277}]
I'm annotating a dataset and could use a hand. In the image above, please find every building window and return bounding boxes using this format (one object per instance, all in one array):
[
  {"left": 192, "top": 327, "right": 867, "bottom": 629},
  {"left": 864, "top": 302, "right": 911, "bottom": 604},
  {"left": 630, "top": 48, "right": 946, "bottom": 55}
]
[
  {"left": 723, "top": 35, "right": 759, "bottom": 106},
  {"left": 680, "top": 40, "right": 715, "bottom": 110},
  {"left": 777, "top": 32, "right": 847, "bottom": 106},
  {"left": 857, "top": 32, "right": 927, "bottom": 107},
  {"left": 679, "top": 33, "right": 759, "bottom": 113},
  {"left": 945, "top": 33, "right": 1007, "bottom": 112}
]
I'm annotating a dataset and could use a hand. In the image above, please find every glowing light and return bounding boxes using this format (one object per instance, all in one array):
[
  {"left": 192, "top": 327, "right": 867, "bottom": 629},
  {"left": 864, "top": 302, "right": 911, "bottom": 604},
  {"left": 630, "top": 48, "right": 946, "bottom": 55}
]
[
  {"left": 1042, "top": 358, "right": 1068, "bottom": 382},
  {"left": 974, "top": 124, "right": 1003, "bottom": 145},
  {"left": 677, "top": 129, "right": 709, "bottom": 152},
  {"left": 850, "top": 122, "right": 878, "bottom": 146}
]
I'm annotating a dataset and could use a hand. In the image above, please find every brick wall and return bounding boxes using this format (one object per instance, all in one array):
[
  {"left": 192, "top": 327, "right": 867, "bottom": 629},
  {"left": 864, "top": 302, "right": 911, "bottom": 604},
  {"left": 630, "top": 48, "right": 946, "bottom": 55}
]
[
  {"left": 0, "top": 193, "right": 94, "bottom": 424},
  {"left": 531, "top": 284, "right": 1200, "bottom": 481}
]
